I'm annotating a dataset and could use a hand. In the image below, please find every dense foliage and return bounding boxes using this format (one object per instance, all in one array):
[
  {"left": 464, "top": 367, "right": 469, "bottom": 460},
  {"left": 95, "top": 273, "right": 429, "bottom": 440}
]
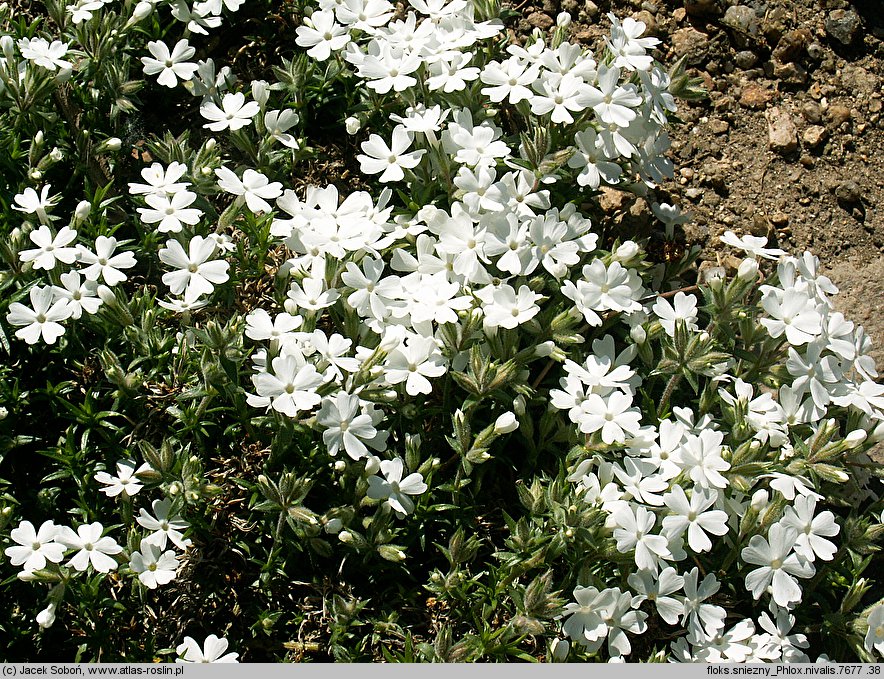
[{"left": 1, "top": 0, "right": 883, "bottom": 663}]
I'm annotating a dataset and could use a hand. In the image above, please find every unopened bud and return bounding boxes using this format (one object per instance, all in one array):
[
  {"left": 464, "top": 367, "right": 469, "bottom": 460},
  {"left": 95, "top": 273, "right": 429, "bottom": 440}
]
[
  {"left": 333, "top": 460, "right": 346, "bottom": 472},
  {"left": 131, "top": 1, "right": 153, "bottom": 21},
  {"left": 494, "top": 411, "right": 519, "bottom": 434},
  {"left": 34, "top": 130, "right": 44, "bottom": 146},
  {"left": 338, "top": 530, "right": 353, "bottom": 543},
  {"left": 556, "top": 11, "right": 571, "bottom": 26},
  {"left": 550, "top": 638, "right": 570, "bottom": 662},
  {"left": 614, "top": 240, "right": 639, "bottom": 261},
  {"left": 74, "top": 200, "right": 91, "bottom": 222},
  {"left": 200, "top": 166, "right": 212, "bottom": 176},
  {"left": 630, "top": 324, "right": 647, "bottom": 344},
  {"left": 844, "top": 429, "right": 867, "bottom": 448},
  {"left": 29, "top": 170, "right": 42, "bottom": 181},
  {"left": 101, "top": 137, "right": 122, "bottom": 152},
  {"left": 750, "top": 489, "right": 769, "bottom": 512},
  {"left": 205, "top": 138, "right": 217, "bottom": 151},
  {"left": 737, "top": 258, "right": 758, "bottom": 281},
  {"left": 251, "top": 80, "right": 270, "bottom": 108},
  {"left": 0, "top": 406, "right": 7, "bottom": 420},
  {"left": 1, "top": 35, "right": 14, "bottom": 62},
  {"left": 513, "top": 394, "right": 526, "bottom": 417},
  {"left": 49, "top": 147, "right": 63, "bottom": 162},
  {"left": 364, "top": 455, "right": 381, "bottom": 476},
  {"left": 345, "top": 116, "right": 361, "bottom": 135},
  {"left": 324, "top": 518, "right": 343, "bottom": 534}
]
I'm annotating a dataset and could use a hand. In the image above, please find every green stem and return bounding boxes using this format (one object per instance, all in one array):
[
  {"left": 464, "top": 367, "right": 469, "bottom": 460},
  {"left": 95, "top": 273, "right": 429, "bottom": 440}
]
[{"left": 658, "top": 372, "right": 682, "bottom": 415}]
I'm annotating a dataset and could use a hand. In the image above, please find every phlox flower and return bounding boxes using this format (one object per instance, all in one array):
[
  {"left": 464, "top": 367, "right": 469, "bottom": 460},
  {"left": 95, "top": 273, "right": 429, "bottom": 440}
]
[
  {"left": 50, "top": 271, "right": 102, "bottom": 319},
  {"left": 141, "top": 39, "right": 198, "bottom": 88},
  {"left": 786, "top": 343, "right": 841, "bottom": 412},
  {"left": 287, "top": 277, "right": 340, "bottom": 311},
  {"left": 5, "top": 285, "right": 72, "bottom": 345},
  {"left": 427, "top": 51, "right": 480, "bottom": 93},
  {"left": 76, "top": 236, "right": 137, "bottom": 286},
  {"left": 17, "top": 38, "right": 72, "bottom": 71},
  {"left": 597, "top": 588, "right": 648, "bottom": 657},
  {"left": 94, "top": 459, "right": 151, "bottom": 498},
  {"left": 128, "top": 161, "right": 190, "bottom": 197},
  {"left": 780, "top": 495, "right": 839, "bottom": 562},
  {"left": 13, "top": 185, "right": 57, "bottom": 222},
  {"left": 720, "top": 230, "right": 785, "bottom": 260},
  {"left": 760, "top": 288, "right": 822, "bottom": 346},
  {"left": 661, "top": 485, "right": 729, "bottom": 553},
  {"left": 296, "top": 9, "right": 350, "bottom": 61},
  {"left": 67, "top": 0, "right": 109, "bottom": 24},
  {"left": 201, "top": 92, "right": 260, "bottom": 132},
  {"left": 137, "top": 191, "right": 204, "bottom": 233},
  {"left": 137, "top": 498, "right": 192, "bottom": 550},
  {"left": 581, "top": 64, "right": 642, "bottom": 127},
  {"left": 56, "top": 522, "right": 123, "bottom": 573},
  {"left": 264, "top": 109, "right": 300, "bottom": 148},
  {"left": 176, "top": 635, "right": 239, "bottom": 663},
  {"left": 249, "top": 353, "right": 324, "bottom": 417},
  {"left": 611, "top": 504, "right": 672, "bottom": 572},
  {"left": 560, "top": 585, "right": 612, "bottom": 649},
  {"left": 215, "top": 167, "right": 283, "bottom": 214},
  {"left": 4, "top": 520, "right": 65, "bottom": 572},
  {"left": 130, "top": 540, "right": 179, "bottom": 589},
  {"left": 170, "top": 0, "right": 222, "bottom": 35},
  {"left": 741, "top": 523, "right": 815, "bottom": 607},
  {"left": 477, "top": 283, "right": 542, "bottom": 331},
  {"left": 865, "top": 605, "right": 884, "bottom": 656},
  {"left": 606, "top": 14, "right": 659, "bottom": 72},
  {"left": 627, "top": 567, "right": 684, "bottom": 625},
  {"left": 341, "top": 257, "right": 399, "bottom": 320},
  {"left": 366, "top": 457, "right": 427, "bottom": 516},
  {"left": 357, "top": 126, "right": 425, "bottom": 183},
  {"left": 529, "top": 73, "right": 590, "bottom": 125},
  {"left": 652, "top": 292, "right": 698, "bottom": 338},
  {"left": 335, "top": 0, "right": 395, "bottom": 31},
  {"left": 318, "top": 392, "right": 379, "bottom": 460},
  {"left": 479, "top": 56, "right": 539, "bottom": 104},
  {"left": 561, "top": 259, "right": 643, "bottom": 326},
  {"left": 194, "top": 0, "right": 246, "bottom": 14},
  {"left": 577, "top": 391, "right": 642, "bottom": 444},
  {"left": 678, "top": 429, "right": 730, "bottom": 489},
  {"left": 405, "top": 272, "right": 473, "bottom": 326},
  {"left": 159, "top": 236, "right": 229, "bottom": 298},
  {"left": 356, "top": 42, "right": 421, "bottom": 94},
  {"left": 245, "top": 309, "right": 303, "bottom": 344},
  {"left": 382, "top": 335, "right": 447, "bottom": 396},
  {"left": 569, "top": 128, "right": 622, "bottom": 189},
  {"left": 678, "top": 567, "right": 726, "bottom": 639},
  {"left": 757, "top": 611, "right": 810, "bottom": 662},
  {"left": 18, "top": 225, "right": 78, "bottom": 270}
]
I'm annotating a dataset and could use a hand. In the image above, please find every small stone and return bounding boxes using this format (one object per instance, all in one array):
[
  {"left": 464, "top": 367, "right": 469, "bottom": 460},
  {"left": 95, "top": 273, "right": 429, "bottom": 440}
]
[
  {"left": 835, "top": 180, "right": 861, "bottom": 204},
  {"left": 598, "top": 187, "right": 634, "bottom": 212},
  {"left": 739, "top": 83, "right": 773, "bottom": 109},
  {"left": 526, "top": 11, "right": 554, "bottom": 29},
  {"left": 673, "top": 6, "right": 686, "bottom": 21},
  {"left": 799, "top": 154, "right": 815, "bottom": 167},
  {"left": 679, "top": 167, "right": 695, "bottom": 180},
  {"left": 770, "top": 212, "right": 790, "bottom": 227},
  {"left": 773, "top": 29, "right": 810, "bottom": 63},
  {"left": 750, "top": 213, "right": 773, "bottom": 238},
  {"left": 685, "top": 187, "right": 704, "bottom": 201},
  {"left": 773, "top": 61, "right": 808, "bottom": 85},
  {"left": 807, "top": 42, "right": 825, "bottom": 60},
  {"left": 802, "top": 125, "right": 828, "bottom": 148},
  {"left": 684, "top": 0, "right": 724, "bottom": 19},
  {"left": 709, "top": 119, "right": 730, "bottom": 134},
  {"left": 825, "top": 9, "right": 862, "bottom": 46},
  {"left": 671, "top": 27, "right": 709, "bottom": 61},
  {"left": 766, "top": 106, "right": 798, "bottom": 154},
  {"left": 723, "top": 5, "right": 760, "bottom": 38},
  {"left": 584, "top": 0, "right": 599, "bottom": 16},
  {"left": 827, "top": 104, "right": 851, "bottom": 128},
  {"left": 734, "top": 50, "right": 757, "bottom": 69},
  {"left": 802, "top": 101, "right": 822, "bottom": 123},
  {"left": 870, "top": 97, "right": 882, "bottom": 113}
]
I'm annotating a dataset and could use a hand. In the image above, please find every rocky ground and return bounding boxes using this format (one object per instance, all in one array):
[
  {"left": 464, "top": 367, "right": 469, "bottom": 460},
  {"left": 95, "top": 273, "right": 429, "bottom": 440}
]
[{"left": 514, "top": 0, "right": 883, "bottom": 451}]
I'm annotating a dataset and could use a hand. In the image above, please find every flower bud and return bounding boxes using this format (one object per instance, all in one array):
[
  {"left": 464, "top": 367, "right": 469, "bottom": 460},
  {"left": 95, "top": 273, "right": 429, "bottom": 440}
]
[
  {"left": 74, "top": 200, "right": 91, "bottom": 223},
  {"left": 34, "top": 130, "right": 44, "bottom": 146},
  {"left": 29, "top": 169, "right": 42, "bottom": 181},
  {"left": 630, "top": 324, "right": 647, "bottom": 344},
  {"left": 345, "top": 116, "right": 361, "bottom": 135},
  {"left": 205, "top": 138, "right": 217, "bottom": 152},
  {"left": 556, "top": 11, "right": 571, "bottom": 26},
  {"left": 251, "top": 80, "right": 270, "bottom": 108},
  {"left": 614, "top": 240, "right": 639, "bottom": 261},
  {"left": 101, "top": 137, "right": 122, "bottom": 152},
  {"left": 129, "top": 1, "right": 154, "bottom": 23},
  {"left": 201, "top": 166, "right": 212, "bottom": 176},
  {"left": 1, "top": 35, "right": 14, "bottom": 62},
  {"left": 550, "top": 639, "right": 570, "bottom": 662},
  {"left": 324, "top": 518, "right": 343, "bottom": 534},
  {"left": 0, "top": 406, "right": 7, "bottom": 420},
  {"left": 737, "top": 258, "right": 758, "bottom": 281},
  {"left": 364, "top": 455, "right": 381, "bottom": 476},
  {"left": 844, "top": 429, "right": 867, "bottom": 448},
  {"left": 338, "top": 530, "right": 353, "bottom": 543},
  {"left": 283, "top": 298, "right": 298, "bottom": 315},
  {"left": 750, "top": 489, "right": 769, "bottom": 512},
  {"left": 333, "top": 460, "right": 346, "bottom": 472},
  {"left": 97, "top": 285, "right": 117, "bottom": 305},
  {"left": 494, "top": 411, "right": 519, "bottom": 434},
  {"left": 513, "top": 394, "right": 526, "bottom": 417},
  {"left": 869, "top": 420, "right": 884, "bottom": 444},
  {"left": 49, "top": 147, "right": 63, "bottom": 162}
]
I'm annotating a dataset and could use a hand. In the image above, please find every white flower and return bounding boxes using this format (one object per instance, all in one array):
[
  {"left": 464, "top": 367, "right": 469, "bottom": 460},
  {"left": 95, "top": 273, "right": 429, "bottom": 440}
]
[
  {"left": 17, "top": 38, "right": 72, "bottom": 71},
  {"left": 720, "top": 230, "right": 785, "bottom": 260},
  {"left": 296, "top": 9, "right": 350, "bottom": 61},
  {"left": 865, "top": 605, "right": 884, "bottom": 656},
  {"left": 627, "top": 567, "right": 684, "bottom": 625},
  {"left": 137, "top": 191, "right": 203, "bottom": 233},
  {"left": 366, "top": 457, "right": 427, "bottom": 516},
  {"left": 741, "top": 522, "right": 815, "bottom": 607},
  {"left": 652, "top": 292, "right": 699, "bottom": 338},
  {"left": 317, "top": 392, "right": 378, "bottom": 460},
  {"left": 130, "top": 540, "right": 179, "bottom": 589},
  {"left": 128, "top": 161, "right": 190, "bottom": 197},
  {"left": 159, "top": 236, "right": 229, "bottom": 298},
  {"left": 5, "top": 285, "right": 72, "bottom": 345},
  {"left": 250, "top": 354, "right": 324, "bottom": 417},
  {"left": 581, "top": 64, "right": 642, "bottom": 127},
  {"left": 94, "top": 459, "right": 151, "bottom": 498},
  {"left": 478, "top": 283, "right": 542, "bottom": 331},
  {"left": 760, "top": 288, "right": 822, "bottom": 346},
  {"left": 678, "top": 429, "right": 730, "bottom": 489},
  {"left": 215, "top": 167, "right": 282, "bottom": 214},
  {"left": 55, "top": 522, "right": 123, "bottom": 573},
  {"left": 611, "top": 504, "right": 672, "bottom": 572},
  {"left": 382, "top": 335, "right": 447, "bottom": 396},
  {"left": 357, "top": 126, "right": 425, "bottom": 183},
  {"left": 141, "top": 39, "right": 198, "bottom": 88},
  {"left": 77, "top": 236, "right": 137, "bottom": 286},
  {"left": 661, "top": 486, "right": 729, "bottom": 553},
  {"left": 779, "top": 495, "right": 839, "bottom": 562},
  {"left": 13, "top": 185, "right": 57, "bottom": 222},
  {"left": 50, "top": 271, "right": 102, "bottom": 319},
  {"left": 560, "top": 585, "right": 612, "bottom": 649},
  {"left": 264, "top": 109, "right": 300, "bottom": 148},
  {"left": 18, "top": 225, "right": 78, "bottom": 270},
  {"left": 176, "top": 635, "right": 239, "bottom": 663},
  {"left": 201, "top": 92, "right": 260, "bottom": 132},
  {"left": 137, "top": 498, "right": 192, "bottom": 550},
  {"left": 4, "top": 520, "right": 65, "bottom": 572}
]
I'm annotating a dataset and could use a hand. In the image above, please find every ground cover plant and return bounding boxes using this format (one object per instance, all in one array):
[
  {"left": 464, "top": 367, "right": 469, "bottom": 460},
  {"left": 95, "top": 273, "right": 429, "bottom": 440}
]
[{"left": 1, "top": 0, "right": 883, "bottom": 663}]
